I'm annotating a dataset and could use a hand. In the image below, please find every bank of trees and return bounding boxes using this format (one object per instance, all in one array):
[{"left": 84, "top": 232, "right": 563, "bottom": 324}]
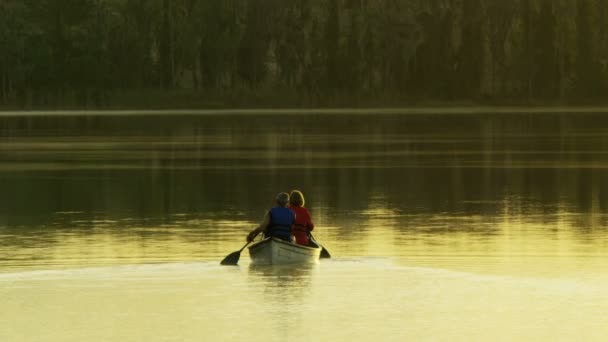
[{"left": 0, "top": 0, "right": 607, "bottom": 108}]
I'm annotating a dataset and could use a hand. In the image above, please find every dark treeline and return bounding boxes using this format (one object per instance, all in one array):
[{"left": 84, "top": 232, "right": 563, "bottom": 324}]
[{"left": 0, "top": 0, "right": 607, "bottom": 109}]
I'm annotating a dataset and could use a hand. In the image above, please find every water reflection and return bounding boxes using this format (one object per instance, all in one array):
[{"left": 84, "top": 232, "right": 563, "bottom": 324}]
[
  {"left": 245, "top": 264, "right": 317, "bottom": 341},
  {"left": 2, "top": 111, "right": 608, "bottom": 341},
  {"left": 2, "top": 111, "right": 608, "bottom": 276},
  {"left": 248, "top": 264, "right": 316, "bottom": 298}
]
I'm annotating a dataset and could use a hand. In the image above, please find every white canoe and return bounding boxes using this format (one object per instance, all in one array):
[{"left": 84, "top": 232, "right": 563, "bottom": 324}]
[{"left": 248, "top": 237, "right": 321, "bottom": 265}]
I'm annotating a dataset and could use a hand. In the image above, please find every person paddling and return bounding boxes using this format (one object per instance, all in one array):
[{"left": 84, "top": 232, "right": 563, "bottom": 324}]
[
  {"left": 247, "top": 192, "right": 295, "bottom": 243},
  {"left": 288, "top": 190, "right": 315, "bottom": 246}
]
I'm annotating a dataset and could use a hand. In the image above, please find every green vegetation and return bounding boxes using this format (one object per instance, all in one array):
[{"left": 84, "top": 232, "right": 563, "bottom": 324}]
[{"left": 0, "top": 0, "right": 607, "bottom": 109}]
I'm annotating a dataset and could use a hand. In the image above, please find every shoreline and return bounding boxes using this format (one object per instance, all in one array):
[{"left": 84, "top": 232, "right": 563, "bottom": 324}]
[
  {"left": 2, "top": 88, "right": 607, "bottom": 113},
  {"left": 2, "top": 106, "right": 608, "bottom": 117}
]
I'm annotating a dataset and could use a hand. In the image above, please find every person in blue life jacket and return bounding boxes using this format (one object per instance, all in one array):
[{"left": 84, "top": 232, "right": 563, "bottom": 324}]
[{"left": 247, "top": 192, "right": 295, "bottom": 243}]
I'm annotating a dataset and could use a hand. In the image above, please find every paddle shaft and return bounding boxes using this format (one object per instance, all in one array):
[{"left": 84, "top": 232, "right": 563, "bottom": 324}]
[
  {"left": 309, "top": 233, "right": 331, "bottom": 258},
  {"left": 240, "top": 241, "right": 251, "bottom": 252}
]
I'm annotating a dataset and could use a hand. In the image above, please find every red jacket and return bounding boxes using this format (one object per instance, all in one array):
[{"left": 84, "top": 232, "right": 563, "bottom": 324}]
[{"left": 289, "top": 205, "right": 314, "bottom": 245}]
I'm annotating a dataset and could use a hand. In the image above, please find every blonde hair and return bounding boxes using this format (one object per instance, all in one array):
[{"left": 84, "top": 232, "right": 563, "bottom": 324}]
[{"left": 289, "top": 190, "right": 305, "bottom": 207}]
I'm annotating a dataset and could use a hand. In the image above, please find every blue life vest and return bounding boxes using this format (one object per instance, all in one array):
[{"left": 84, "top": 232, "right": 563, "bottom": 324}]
[{"left": 266, "top": 207, "right": 295, "bottom": 241}]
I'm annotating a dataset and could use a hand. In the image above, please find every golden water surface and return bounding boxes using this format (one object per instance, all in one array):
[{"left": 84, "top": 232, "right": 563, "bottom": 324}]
[{"left": 1, "top": 110, "right": 608, "bottom": 341}]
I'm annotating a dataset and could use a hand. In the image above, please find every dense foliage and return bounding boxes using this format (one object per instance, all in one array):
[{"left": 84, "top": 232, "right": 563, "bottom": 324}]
[{"left": 0, "top": 0, "right": 607, "bottom": 108}]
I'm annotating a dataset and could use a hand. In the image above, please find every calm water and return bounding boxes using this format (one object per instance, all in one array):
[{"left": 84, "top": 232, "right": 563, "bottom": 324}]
[{"left": 1, "top": 109, "right": 608, "bottom": 341}]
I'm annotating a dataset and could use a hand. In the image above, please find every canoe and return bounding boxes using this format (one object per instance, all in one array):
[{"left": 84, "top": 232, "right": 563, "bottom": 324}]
[{"left": 248, "top": 237, "right": 321, "bottom": 265}]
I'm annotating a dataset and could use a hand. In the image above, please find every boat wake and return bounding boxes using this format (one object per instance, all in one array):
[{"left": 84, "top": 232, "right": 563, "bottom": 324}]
[
  {"left": 316, "top": 257, "right": 606, "bottom": 296},
  {"left": 0, "top": 257, "right": 605, "bottom": 297},
  {"left": 0, "top": 261, "right": 228, "bottom": 282}
]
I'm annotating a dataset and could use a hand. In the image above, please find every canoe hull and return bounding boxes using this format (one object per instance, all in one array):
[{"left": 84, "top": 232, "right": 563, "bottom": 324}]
[{"left": 248, "top": 238, "right": 321, "bottom": 265}]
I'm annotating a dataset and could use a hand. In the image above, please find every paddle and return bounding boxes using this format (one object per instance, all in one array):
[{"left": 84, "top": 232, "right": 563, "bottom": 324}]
[
  {"left": 309, "top": 233, "right": 331, "bottom": 258},
  {"left": 220, "top": 241, "right": 252, "bottom": 265}
]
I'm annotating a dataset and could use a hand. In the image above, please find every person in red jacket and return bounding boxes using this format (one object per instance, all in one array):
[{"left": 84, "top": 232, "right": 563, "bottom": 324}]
[{"left": 289, "top": 190, "right": 314, "bottom": 246}]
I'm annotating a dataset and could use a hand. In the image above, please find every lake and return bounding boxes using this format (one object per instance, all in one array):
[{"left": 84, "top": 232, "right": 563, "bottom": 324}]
[{"left": 1, "top": 109, "right": 608, "bottom": 341}]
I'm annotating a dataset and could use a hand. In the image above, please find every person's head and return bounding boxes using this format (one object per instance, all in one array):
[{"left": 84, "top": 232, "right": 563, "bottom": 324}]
[
  {"left": 275, "top": 192, "right": 290, "bottom": 207},
  {"left": 289, "top": 190, "right": 305, "bottom": 207}
]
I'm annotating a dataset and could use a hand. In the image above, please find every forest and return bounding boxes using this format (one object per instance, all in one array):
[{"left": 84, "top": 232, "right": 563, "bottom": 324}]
[{"left": 0, "top": 0, "right": 607, "bottom": 108}]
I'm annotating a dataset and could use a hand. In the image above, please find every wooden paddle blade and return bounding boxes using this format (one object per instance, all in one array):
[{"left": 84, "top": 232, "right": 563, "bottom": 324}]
[
  {"left": 320, "top": 247, "right": 331, "bottom": 259},
  {"left": 220, "top": 250, "right": 241, "bottom": 265}
]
